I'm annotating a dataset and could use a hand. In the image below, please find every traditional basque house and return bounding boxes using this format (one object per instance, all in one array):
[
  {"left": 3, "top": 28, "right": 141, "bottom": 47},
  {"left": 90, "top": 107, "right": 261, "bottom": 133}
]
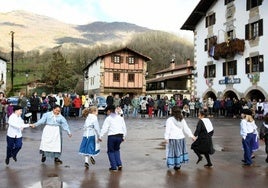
[
  {"left": 181, "top": 0, "right": 267, "bottom": 101},
  {"left": 83, "top": 47, "right": 151, "bottom": 97}
]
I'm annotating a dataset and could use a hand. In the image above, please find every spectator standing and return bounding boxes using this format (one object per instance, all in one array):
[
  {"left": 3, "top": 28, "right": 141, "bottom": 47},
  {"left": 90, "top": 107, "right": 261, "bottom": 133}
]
[
  {"left": 106, "top": 93, "right": 114, "bottom": 107},
  {"left": 147, "top": 97, "right": 155, "bottom": 118},
  {"left": 48, "top": 93, "right": 57, "bottom": 111},
  {"left": 63, "top": 93, "right": 72, "bottom": 118},
  {"left": 73, "top": 95, "right": 82, "bottom": 118},
  {"left": 123, "top": 94, "right": 131, "bottom": 118},
  {"left": 188, "top": 99, "right": 195, "bottom": 117},
  {"left": 131, "top": 95, "right": 139, "bottom": 118},
  {"left": 40, "top": 92, "right": 49, "bottom": 119},
  {"left": 55, "top": 92, "right": 65, "bottom": 111},
  {"left": 18, "top": 92, "right": 28, "bottom": 119},
  {"left": 29, "top": 92, "right": 40, "bottom": 123}
]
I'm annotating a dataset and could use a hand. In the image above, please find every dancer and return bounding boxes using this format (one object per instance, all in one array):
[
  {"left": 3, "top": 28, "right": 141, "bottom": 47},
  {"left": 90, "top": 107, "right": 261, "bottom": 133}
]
[
  {"left": 79, "top": 106, "right": 100, "bottom": 168},
  {"left": 191, "top": 110, "right": 215, "bottom": 168},
  {"left": 5, "top": 105, "right": 32, "bottom": 165},
  {"left": 164, "top": 106, "right": 195, "bottom": 170},
  {"left": 99, "top": 105, "right": 127, "bottom": 171},
  {"left": 31, "top": 105, "right": 72, "bottom": 164}
]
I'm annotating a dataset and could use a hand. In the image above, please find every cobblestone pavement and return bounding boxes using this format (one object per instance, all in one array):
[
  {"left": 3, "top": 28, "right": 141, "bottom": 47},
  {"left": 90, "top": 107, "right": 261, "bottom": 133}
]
[{"left": 1, "top": 115, "right": 268, "bottom": 188}]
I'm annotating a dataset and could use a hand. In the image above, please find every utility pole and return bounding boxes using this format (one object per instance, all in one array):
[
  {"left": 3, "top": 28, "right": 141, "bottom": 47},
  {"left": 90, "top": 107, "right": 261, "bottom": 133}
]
[{"left": 10, "top": 31, "right": 15, "bottom": 93}]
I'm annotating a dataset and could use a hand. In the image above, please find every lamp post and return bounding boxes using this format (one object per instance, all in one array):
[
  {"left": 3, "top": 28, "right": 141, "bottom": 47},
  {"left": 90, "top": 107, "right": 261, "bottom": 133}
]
[
  {"left": 10, "top": 31, "right": 15, "bottom": 93},
  {"left": 25, "top": 73, "right": 29, "bottom": 96}
]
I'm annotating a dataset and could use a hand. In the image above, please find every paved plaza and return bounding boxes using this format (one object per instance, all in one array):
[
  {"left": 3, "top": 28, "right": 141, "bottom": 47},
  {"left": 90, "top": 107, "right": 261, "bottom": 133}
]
[{"left": 1, "top": 115, "right": 268, "bottom": 188}]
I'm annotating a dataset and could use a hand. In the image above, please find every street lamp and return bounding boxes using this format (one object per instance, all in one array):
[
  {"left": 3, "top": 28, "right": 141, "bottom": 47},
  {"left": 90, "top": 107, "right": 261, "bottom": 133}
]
[{"left": 25, "top": 73, "right": 29, "bottom": 96}]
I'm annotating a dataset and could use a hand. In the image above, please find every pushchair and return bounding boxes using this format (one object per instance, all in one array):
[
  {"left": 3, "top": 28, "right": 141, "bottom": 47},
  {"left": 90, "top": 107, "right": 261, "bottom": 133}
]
[{"left": 24, "top": 112, "right": 32, "bottom": 123}]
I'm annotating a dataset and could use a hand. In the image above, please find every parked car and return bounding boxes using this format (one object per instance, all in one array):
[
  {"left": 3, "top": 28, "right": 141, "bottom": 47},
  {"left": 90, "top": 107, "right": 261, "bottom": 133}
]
[
  {"left": 7, "top": 96, "right": 31, "bottom": 107},
  {"left": 96, "top": 96, "right": 107, "bottom": 114}
]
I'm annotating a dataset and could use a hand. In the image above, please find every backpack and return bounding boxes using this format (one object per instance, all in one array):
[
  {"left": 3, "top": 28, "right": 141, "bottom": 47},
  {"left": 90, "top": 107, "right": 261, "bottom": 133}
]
[{"left": 0, "top": 103, "right": 2, "bottom": 113}]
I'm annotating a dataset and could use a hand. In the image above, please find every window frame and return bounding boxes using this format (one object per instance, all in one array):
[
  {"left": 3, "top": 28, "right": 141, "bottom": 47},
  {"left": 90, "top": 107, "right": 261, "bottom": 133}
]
[
  {"left": 128, "top": 73, "right": 135, "bottom": 82},
  {"left": 127, "top": 56, "right": 135, "bottom": 64},
  {"left": 112, "top": 55, "right": 122, "bottom": 64},
  {"left": 225, "top": 0, "right": 234, "bottom": 5},
  {"left": 205, "top": 13, "right": 216, "bottom": 28},
  {"left": 204, "top": 64, "right": 216, "bottom": 78},
  {"left": 246, "top": 0, "right": 262, "bottom": 10},
  {"left": 245, "top": 55, "right": 264, "bottom": 73},
  {"left": 113, "top": 73, "right": 120, "bottom": 82},
  {"left": 223, "top": 60, "right": 237, "bottom": 76},
  {"left": 245, "top": 19, "right": 263, "bottom": 40}
]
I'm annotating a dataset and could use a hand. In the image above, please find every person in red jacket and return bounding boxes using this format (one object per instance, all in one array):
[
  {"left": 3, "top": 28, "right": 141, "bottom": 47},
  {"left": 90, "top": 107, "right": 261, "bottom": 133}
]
[{"left": 73, "top": 95, "right": 82, "bottom": 118}]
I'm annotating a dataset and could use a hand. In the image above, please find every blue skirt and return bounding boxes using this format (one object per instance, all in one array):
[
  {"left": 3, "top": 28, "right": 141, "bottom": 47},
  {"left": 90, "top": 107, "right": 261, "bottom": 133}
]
[
  {"left": 79, "top": 135, "right": 100, "bottom": 156},
  {"left": 166, "top": 138, "right": 189, "bottom": 168}
]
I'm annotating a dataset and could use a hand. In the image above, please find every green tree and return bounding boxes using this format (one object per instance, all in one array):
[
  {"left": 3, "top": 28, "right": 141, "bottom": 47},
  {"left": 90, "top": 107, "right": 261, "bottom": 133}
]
[{"left": 42, "top": 51, "right": 78, "bottom": 93}]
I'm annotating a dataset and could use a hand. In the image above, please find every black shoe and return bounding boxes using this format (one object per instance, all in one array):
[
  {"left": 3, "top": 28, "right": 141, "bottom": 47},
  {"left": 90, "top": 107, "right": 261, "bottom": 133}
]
[
  {"left": 109, "top": 168, "right": 117, "bottom": 172},
  {"left": 118, "top": 166, "right": 123, "bottom": 171},
  {"left": 84, "top": 163, "right": 89, "bottom": 168},
  {"left": 241, "top": 159, "right": 246, "bottom": 163},
  {"left": 196, "top": 157, "right": 203, "bottom": 164},
  {"left": 251, "top": 155, "right": 255, "bottom": 159},
  {"left": 12, "top": 156, "right": 17, "bottom": 162},
  {"left": 174, "top": 166, "right": 181, "bottom": 171},
  {"left": 90, "top": 156, "right": 95, "bottom": 165},
  {"left": 41, "top": 155, "right": 46, "bottom": 162},
  {"left": 242, "top": 163, "right": 252, "bottom": 167},
  {"left": 204, "top": 164, "right": 213, "bottom": 168},
  {"left": 266, "top": 157, "right": 268, "bottom": 163},
  {"left": 54, "top": 158, "right": 62, "bottom": 164},
  {"left": 5, "top": 158, "right": 9, "bottom": 165}
]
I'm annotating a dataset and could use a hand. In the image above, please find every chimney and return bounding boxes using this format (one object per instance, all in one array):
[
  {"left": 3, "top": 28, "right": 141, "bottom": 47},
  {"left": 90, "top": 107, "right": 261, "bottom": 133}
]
[
  {"left": 170, "top": 59, "right": 175, "bottom": 69},
  {"left": 186, "top": 58, "right": 191, "bottom": 66}
]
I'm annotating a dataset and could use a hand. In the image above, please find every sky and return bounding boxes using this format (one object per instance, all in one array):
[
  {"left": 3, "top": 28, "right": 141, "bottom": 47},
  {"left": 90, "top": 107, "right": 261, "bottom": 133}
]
[{"left": 0, "top": 0, "right": 200, "bottom": 40}]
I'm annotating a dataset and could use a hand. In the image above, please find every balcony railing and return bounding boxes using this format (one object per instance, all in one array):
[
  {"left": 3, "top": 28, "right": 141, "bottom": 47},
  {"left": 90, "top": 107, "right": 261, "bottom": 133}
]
[{"left": 209, "top": 38, "right": 245, "bottom": 60}]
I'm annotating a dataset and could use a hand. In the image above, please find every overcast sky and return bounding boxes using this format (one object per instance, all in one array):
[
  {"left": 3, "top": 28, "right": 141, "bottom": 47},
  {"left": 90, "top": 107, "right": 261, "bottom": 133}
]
[{"left": 0, "top": 0, "right": 199, "bottom": 40}]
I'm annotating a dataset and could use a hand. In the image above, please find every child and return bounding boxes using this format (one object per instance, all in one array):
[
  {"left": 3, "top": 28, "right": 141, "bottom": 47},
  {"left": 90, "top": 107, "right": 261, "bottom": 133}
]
[
  {"left": 79, "top": 106, "right": 100, "bottom": 168},
  {"left": 5, "top": 105, "right": 32, "bottom": 165},
  {"left": 260, "top": 113, "right": 268, "bottom": 163}
]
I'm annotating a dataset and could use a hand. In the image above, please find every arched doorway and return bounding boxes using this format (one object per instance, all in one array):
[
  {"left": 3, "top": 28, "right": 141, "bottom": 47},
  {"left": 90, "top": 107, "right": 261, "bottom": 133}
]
[
  {"left": 246, "top": 89, "right": 265, "bottom": 101},
  {"left": 224, "top": 90, "right": 238, "bottom": 100},
  {"left": 204, "top": 91, "right": 216, "bottom": 100}
]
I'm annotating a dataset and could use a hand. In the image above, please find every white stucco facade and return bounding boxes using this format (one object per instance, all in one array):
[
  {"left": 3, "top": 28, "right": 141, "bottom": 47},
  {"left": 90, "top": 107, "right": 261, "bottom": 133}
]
[
  {"left": 0, "top": 57, "right": 7, "bottom": 92},
  {"left": 183, "top": 0, "right": 268, "bottom": 100}
]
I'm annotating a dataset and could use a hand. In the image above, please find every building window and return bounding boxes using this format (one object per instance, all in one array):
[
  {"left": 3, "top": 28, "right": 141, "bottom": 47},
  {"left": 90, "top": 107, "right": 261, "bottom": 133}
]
[
  {"left": 204, "top": 64, "right": 216, "bottom": 78},
  {"left": 205, "top": 13, "right": 216, "bottom": 27},
  {"left": 112, "top": 55, "right": 122, "bottom": 63},
  {"left": 245, "top": 19, "right": 263, "bottom": 40},
  {"left": 225, "top": 0, "right": 234, "bottom": 5},
  {"left": 127, "top": 56, "right": 135, "bottom": 64},
  {"left": 128, "top": 73, "right": 135, "bottom": 82},
  {"left": 204, "top": 36, "right": 217, "bottom": 52},
  {"left": 245, "top": 55, "right": 264, "bottom": 73},
  {"left": 223, "top": 60, "right": 237, "bottom": 76},
  {"left": 227, "top": 30, "right": 234, "bottom": 40},
  {"left": 113, "top": 73, "right": 120, "bottom": 82},
  {"left": 246, "top": 0, "right": 262, "bottom": 10}
]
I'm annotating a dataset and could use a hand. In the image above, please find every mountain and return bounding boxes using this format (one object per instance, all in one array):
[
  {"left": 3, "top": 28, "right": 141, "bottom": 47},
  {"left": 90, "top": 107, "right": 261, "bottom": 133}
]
[{"left": 0, "top": 10, "right": 151, "bottom": 53}]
